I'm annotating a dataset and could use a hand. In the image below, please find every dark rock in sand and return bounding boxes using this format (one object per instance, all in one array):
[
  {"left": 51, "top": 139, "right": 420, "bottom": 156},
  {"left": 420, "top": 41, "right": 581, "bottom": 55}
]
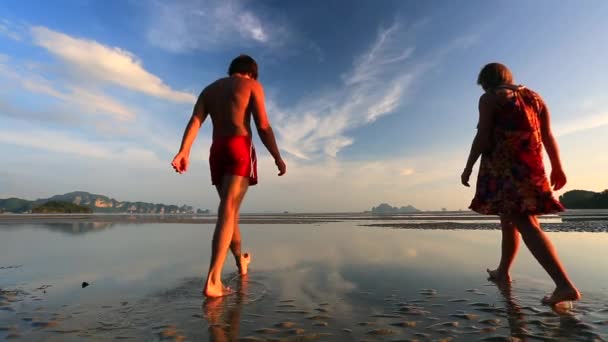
[
  {"left": 31, "top": 320, "right": 60, "bottom": 328},
  {"left": 366, "top": 328, "right": 396, "bottom": 335},
  {"left": 469, "top": 302, "right": 491, "bottom": 307},
  {"left": 357, "top": 322, "right": 376, "bottom": 326},
  {"left": 418, "top": 289, "right": 437, "bottom": 296},
  {"left": 82, "top": 282, "right": 89, "bottom": 288},
  {"left": 448, "top": 298, "right": 469, "bottom": 303},
  {"left": 478, "top": 318, "right": 501, "bottom": 326},
  {"left": 275, "top": 310, "right": 310, "bottom": 314},
  {"left": 478, "top": 337, "right": 522, "bottom": 342},
  {"left": 371, "top": 313, "right": 400, "bottom": 318},
  {"left": 275, "top": 321, "right": 296, "bottom": 328},
  {"left": 255, "top": 328, "right": 280, "bottom": 334},
  {"left": 450, "top": 313, "right": 478, "bottom": 320},
  {"left": 287, "top": 328, "right": 306, "bottom": 335},
  {"left": 427, "top": 321, "right": 459, "bottom": 329},
  {"left": 390, "top": 321, "right": 417, "bottom": 328}
]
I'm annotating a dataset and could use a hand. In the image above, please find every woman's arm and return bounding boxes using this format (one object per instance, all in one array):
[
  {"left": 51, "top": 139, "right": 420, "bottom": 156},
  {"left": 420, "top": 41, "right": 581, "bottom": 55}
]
[
  {"left": 461, "top": 93, "right": 494, "bottom": 186},
  {"left": 538, "top": 98, "right": 567, "bottom": 190}
]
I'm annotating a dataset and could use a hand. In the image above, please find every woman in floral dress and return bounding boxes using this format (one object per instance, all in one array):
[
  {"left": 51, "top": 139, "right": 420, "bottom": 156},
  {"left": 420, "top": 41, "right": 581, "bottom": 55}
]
[{"left": 461, "top": 63, "right": 580, "bottom": 305}]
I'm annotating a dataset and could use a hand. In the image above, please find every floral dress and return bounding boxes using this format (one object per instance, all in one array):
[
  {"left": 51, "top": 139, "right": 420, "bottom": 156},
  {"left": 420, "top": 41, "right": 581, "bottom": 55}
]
[{"left": 469, "top": 86, "right": 564, "bottom": 215}]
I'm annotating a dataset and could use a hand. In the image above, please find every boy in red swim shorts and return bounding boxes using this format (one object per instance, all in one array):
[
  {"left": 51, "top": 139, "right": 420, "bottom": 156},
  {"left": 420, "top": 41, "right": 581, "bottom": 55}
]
[{"left": 172, "top": 55, "right": 286, "bottom": 298}]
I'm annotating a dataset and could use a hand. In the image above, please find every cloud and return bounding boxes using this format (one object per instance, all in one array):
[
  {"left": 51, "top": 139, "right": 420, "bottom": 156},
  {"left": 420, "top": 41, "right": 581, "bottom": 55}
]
[
  {"left": 30, "top": 26, "right": 195, "bottom": 103},
  {"left": 145, "top": 0, "right": 288, "bottom": 52},
  {"left": 0, "top": 58, "right": 136, "bottom": 122},
  {"left": 0, "top": 127, "right": 160, "bottom": 163},
  {"left": 0, "top": 19, "right": 22, "bottom": 41},
  {"left": 554, "top": 111, "right": 608, "bottom": 137},
  {"left": 268, "top": 22, "right": 424, "bottom": 159}
]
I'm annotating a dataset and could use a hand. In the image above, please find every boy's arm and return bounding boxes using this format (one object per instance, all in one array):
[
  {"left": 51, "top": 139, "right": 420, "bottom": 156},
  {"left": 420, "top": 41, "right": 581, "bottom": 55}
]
[
  {"left": 172, "top": 91, "right": 208, "bottom": 173},
  {"left": 250, "top": 82, "right": 286, "bottom": 176}
]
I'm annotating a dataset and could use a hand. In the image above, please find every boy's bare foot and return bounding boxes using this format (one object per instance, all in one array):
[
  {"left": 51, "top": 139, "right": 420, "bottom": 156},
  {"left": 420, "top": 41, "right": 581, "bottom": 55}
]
[
  {"left": 486, "top": 268, "right": 511, "bottom": 283},
  {"left": 541, "top": 286, "right": 581, "bottom": 305},
  {"left": 204, "top": 283, "right": 234, "bottom": 298},
  {"left": 237, "top": 253, "right": 251, "bottom": 276}
]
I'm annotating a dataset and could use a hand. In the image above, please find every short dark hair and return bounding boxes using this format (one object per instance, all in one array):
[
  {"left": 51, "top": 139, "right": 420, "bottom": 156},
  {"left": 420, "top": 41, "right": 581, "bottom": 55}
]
[
  {"left": 477, "top": 63, "right": 513, "bottom": 90},
  {"left": 228, "top": 54, "right": 258, "bottom": 80}
]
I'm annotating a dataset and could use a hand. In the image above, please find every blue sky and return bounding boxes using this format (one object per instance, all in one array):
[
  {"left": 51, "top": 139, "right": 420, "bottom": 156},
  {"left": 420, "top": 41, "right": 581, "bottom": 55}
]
[{"left": 1, "top": 0, "right": 607, "bottom": 212}]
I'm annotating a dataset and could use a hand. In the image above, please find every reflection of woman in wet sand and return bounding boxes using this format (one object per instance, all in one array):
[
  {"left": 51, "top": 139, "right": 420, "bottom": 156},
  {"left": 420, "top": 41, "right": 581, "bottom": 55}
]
[
  {"left": 493, "top": 280, "right": 595, "bottom": 340},
  {"left": 461, "top": 63, "right": 580, "bottom": 305},
  {"left": 203, "top": 276, "right": 248, "bottom": 341},
  {"left": 492, "top": 280, "right": 527, "bottom": 338}
]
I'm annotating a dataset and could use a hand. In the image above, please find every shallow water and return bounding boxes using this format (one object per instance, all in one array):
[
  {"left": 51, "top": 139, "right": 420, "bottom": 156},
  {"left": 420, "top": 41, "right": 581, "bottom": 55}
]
[{"left": 1, "top": 216, "right": 607, "bottom": 341}]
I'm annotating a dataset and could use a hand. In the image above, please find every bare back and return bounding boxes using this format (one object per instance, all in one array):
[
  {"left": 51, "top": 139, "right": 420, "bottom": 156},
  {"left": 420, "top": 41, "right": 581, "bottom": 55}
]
[{"left": 202, "top": 76, "right": 258, "bottom": 138}]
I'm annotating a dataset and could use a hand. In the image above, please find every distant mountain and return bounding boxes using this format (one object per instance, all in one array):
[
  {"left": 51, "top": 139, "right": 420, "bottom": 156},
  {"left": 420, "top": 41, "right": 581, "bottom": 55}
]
[
  {"left": 371, "top": 203, "right": 421, "bottom": 214},
  {"left": 0, "top": 191, "right": 203, "bottom": 214},
  {"left": 32, "top": 201, "right": 93, "bottom": 214},
  {"left": 559, "top": 190, "right": 608, "bottom": 209}
]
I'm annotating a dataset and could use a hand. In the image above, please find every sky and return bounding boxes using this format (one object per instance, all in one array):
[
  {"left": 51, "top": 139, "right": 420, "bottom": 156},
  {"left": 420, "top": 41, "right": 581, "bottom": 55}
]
[{"left": 1, "top": 0, "right": 607, "bottom": 212}]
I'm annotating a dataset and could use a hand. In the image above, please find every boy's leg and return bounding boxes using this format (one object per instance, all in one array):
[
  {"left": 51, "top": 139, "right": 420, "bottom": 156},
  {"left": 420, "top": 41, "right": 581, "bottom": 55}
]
[
  {"left": 204, "top": 175, "right": 249, "bottom": 297},
  {"left": 215, "top": 183, "right": 250, "bottom": 275}
]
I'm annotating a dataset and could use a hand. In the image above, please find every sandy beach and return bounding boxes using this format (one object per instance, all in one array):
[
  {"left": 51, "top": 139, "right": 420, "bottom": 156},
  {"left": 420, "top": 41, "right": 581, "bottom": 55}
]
[{"left": 1, "top": 212, "right": 607, "bottom": 341}]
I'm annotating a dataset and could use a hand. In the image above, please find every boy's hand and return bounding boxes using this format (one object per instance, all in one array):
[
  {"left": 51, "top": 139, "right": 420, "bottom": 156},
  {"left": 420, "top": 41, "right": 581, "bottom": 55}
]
[
  {"left": 275, "top": 158, "right": 286, "bottom": 176},
  {"left": 171, "top": 152, "right": 189, "bottom": 174}
]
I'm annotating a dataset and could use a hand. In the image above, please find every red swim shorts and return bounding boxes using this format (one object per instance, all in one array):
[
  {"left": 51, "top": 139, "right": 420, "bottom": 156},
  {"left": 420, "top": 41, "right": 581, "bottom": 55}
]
[{"left": 209, "top": 135, "right": 258, "bottom": 186}]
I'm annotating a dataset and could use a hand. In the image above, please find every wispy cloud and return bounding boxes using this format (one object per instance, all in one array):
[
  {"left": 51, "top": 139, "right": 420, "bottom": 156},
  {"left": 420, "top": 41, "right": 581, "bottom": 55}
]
[
  {"left": 0, "top": 19, "right": 22, "bottom": 41},
  {"left": 30, "top": 26, "right": 194, "bottom": 103},
  {"left": 0, "top": 127, "right": 160, "bottom": 163},
  {"left": 555, "top": 112, "right": 608, "bottom": 136},
  {"left": 145, "top": 0, "right": 287, "bottom": 52},
  {"left": 268, "top": 22, "right": 423, "bottom": 159},
  {"left": 0, "top": 58, "right": 136, "bottom": 122}
]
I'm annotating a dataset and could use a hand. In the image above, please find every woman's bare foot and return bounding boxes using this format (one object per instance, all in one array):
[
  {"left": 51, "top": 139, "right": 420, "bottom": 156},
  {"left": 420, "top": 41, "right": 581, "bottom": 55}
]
[
  {"left": 203, "top": 283, "right": 234, "bottom": 298},
  {"left": 541, "top": 286, "right": 581, "bottom": 305},
  {"left": 237, "top": 253, "right": 251, "bottom": 276},
  {"left": 487, "top": 268, "right": 511, "bottom": 283}
]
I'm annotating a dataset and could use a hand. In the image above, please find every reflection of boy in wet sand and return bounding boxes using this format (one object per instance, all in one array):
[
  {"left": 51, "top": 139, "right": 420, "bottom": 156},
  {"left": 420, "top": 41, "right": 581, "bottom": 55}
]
[
  {"left": 203, "top": 276, "right": 248, "bottom": 341},
  {"left": 172, "top": 55, "right": 286, "bottom": 297}
]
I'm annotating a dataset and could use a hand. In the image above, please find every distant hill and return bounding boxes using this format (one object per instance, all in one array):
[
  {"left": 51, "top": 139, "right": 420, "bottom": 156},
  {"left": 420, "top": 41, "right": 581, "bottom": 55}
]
[
  {"left": 32, "top": 201, "right": 93, "bottom": 214},
  {"left": 0, "top": 191, "right": 204, "bottom": 214},
  {"left": 371, "top": 203, "right": 421, "bottom": 214},
  {"left": 559, "top": 190, "right": 608, "bottom": 209}
]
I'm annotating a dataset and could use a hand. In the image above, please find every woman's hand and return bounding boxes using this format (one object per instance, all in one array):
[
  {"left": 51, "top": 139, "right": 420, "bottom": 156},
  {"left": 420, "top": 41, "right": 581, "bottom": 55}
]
[
  {"left": 550, "top": 167, "right": 567, "bottom": 191},
  {"left": 461, "top": 168, "right": 472, "bottom": 187}
]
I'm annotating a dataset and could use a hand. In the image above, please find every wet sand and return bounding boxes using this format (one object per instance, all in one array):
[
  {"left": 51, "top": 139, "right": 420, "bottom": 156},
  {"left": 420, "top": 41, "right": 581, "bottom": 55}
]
[{"left": 1, "top": 213, "right": 607, "bottom": 341}]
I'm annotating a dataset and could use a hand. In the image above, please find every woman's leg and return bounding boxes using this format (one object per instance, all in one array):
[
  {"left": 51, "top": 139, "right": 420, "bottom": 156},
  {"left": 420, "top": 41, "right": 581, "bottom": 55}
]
[
  {"left": 487, "top": 216, "right": 520, "bottom": 282},
  {"left": 511, "top": 214, "right": 580, "bottom": 304}
]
